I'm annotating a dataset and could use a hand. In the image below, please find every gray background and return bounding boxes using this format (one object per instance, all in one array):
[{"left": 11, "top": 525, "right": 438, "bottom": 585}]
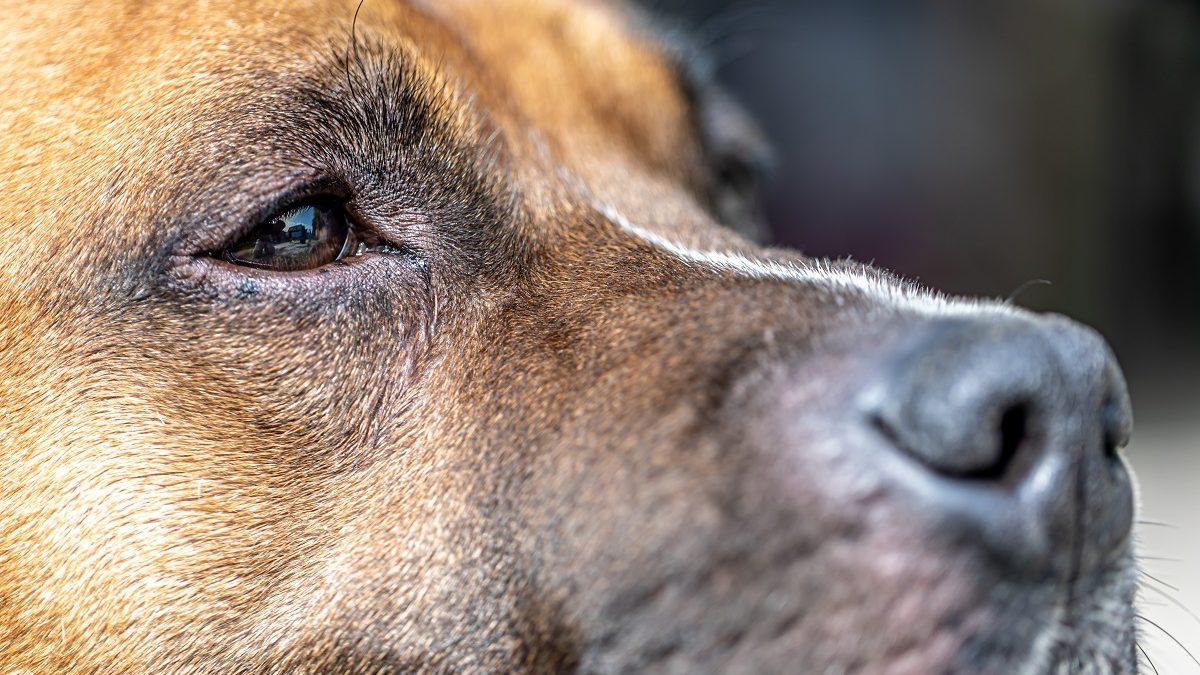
[{"left": 654, "top": 0, "right": 1200, "bottom": 670}]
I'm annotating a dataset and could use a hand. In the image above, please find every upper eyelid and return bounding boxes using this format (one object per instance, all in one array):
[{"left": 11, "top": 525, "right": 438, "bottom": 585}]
[
  {"left": 161, "top": 167, "right": 345, "bottom": 258},
  {"left": 216, "top": 180, "right": 356, "bottom": 249},
  {"left": 151, "top": 34, "right": 515, "bottom": 258}
]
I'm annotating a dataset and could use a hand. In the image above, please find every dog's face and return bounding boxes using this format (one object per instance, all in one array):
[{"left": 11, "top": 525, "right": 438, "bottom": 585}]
[{"left": 0, "top": 0, "right": 1139, "bottom": 672}]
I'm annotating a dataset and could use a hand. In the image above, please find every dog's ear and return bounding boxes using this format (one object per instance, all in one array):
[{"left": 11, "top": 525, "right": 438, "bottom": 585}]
[
  {"left": 694, "top": 84, "right": 773, "bottom": 243},
  {"left": 639, "top": 6, "right": 773, "bottom": 243}
]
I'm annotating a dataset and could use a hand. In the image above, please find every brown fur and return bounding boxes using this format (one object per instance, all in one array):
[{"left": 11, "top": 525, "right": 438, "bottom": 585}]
[{"left": 0, "top": 1, "right": 1138, "bottom": 673}]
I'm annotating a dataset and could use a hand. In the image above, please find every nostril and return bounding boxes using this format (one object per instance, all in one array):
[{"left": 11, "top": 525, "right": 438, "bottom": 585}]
[
  {"left": 962, "top": 402, "right": 1031, "bottom": 483},
  {"left": 867, "top": 400, "right": 1037, "bottom": 485},
  {"left": 1101, "top": 395, "right": 1133, "bottom": 459},
  {"left": 854, "top": 317, "right": 1135, "bottom": 576},
  {"left": 1102, "top": 399, "right": 1118, "bottom": 458},
  {"left": 999, "top": 404, "right": 1028, "bottom": 466},
  {"left": 860, "top": 318, "right": 1133, "bottom": 494}
]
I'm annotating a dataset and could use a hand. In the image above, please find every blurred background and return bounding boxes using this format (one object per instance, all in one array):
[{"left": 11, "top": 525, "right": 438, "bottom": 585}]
[{"left": 653, "top": 0, "right": 1200, "bottom": 670}]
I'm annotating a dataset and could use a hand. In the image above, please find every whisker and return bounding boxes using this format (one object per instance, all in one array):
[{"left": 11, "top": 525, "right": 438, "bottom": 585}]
[
  {"left": 1004, "top": 279, "right": 1051, "bottom": 306},
  {"left": 1140, "top": 582, "right": 1200, "bottom": 629},
  {"left": 1137, "top": 613, "right": 1200, "bottom": 669},
  {"left": 694, "top": 1, "right": 773, "bottom": 44},
  {"left": 694, "top": 4, "right": 779, "bottom": 60},
  {"left": 1141, "top": 571, "right": 1182, "bottom": 593},
  {"left": 1141, "top": 555, "right": 1183, "bottom": 563},
  {"left": 1138, "top": 520, "right": 1177, "bottom": 529},
  {"left": 343, "top": 0, "right": 368, "bottom": 98},
  {"left": 1137, "top": 641, "right": 1160, "bottom": 675}
]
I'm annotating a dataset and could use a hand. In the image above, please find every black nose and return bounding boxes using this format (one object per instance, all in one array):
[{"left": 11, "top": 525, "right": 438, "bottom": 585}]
[{"left": 858, "top": 316, "right": 1134, "bottom": 578}]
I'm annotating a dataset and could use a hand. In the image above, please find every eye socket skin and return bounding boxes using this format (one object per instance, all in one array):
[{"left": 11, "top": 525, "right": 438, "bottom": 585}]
[{"left": 221, "top": 202, "right": 357, "bottom": 271}]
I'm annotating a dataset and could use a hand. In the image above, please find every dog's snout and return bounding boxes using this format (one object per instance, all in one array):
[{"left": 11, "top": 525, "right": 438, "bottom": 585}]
[{"left": 857, "top": 317, "right": 1134, "bottom": 577}]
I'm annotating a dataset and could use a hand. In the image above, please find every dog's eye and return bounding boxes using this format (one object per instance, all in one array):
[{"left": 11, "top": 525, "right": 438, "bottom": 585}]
[{"left": 220, "top": 202, "right": 357, "bottom": 271}]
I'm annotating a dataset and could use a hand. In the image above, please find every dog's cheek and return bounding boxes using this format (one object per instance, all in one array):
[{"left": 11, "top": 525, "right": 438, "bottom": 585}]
[{"left": 0, "top": 269, "right": 436, "bottom": 669}]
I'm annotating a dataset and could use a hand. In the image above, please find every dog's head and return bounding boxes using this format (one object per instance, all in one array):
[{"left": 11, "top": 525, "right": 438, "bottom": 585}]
[{"left": 0, "top": 0, "right": 1138, "bottom": 672}]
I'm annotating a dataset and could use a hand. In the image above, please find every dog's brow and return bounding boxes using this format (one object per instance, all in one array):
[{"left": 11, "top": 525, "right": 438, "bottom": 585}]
[{"left": 148, "top": 40, "right": 510, "bottom": 259}]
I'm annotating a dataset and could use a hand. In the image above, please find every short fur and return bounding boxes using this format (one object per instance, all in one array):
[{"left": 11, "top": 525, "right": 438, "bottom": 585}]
[{"left": 0, "top": 1, "right": 1138, "bottom": 673}]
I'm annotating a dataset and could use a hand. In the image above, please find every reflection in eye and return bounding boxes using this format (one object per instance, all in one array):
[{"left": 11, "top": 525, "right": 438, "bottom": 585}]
[{"left": 222, "top": 203, "right": 356, "bottom": 271}]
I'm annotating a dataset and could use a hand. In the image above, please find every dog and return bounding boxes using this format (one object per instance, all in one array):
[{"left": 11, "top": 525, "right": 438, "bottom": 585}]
[{"left": 0, "top": 0, "right": 1139, "bottom": 672}]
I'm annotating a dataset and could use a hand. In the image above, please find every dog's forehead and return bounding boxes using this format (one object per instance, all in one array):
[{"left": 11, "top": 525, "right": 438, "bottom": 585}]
[
  {"left": 421, "top": 0, "right": 720, "bottom": 233},
  {"left": 0, "top": 0, "right": 721, "bottom": 274},
  {"left": 418, "top": 0, "right": 701, "bottom": 179}
]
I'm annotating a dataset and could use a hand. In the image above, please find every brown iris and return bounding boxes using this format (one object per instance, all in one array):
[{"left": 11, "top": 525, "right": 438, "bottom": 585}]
[{"left": 221, "top": 202, "right": 356, "bottom": 271}]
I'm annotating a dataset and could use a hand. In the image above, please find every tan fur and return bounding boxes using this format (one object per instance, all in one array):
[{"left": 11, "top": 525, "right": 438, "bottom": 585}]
[{"left": 0, "top": 1, "right": 1139, "bottom": 673}]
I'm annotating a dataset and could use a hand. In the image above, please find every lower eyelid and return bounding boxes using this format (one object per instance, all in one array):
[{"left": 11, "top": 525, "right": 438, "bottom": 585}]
[{"left": 168, "top": 247, "right": 424, "bottom": 302}]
